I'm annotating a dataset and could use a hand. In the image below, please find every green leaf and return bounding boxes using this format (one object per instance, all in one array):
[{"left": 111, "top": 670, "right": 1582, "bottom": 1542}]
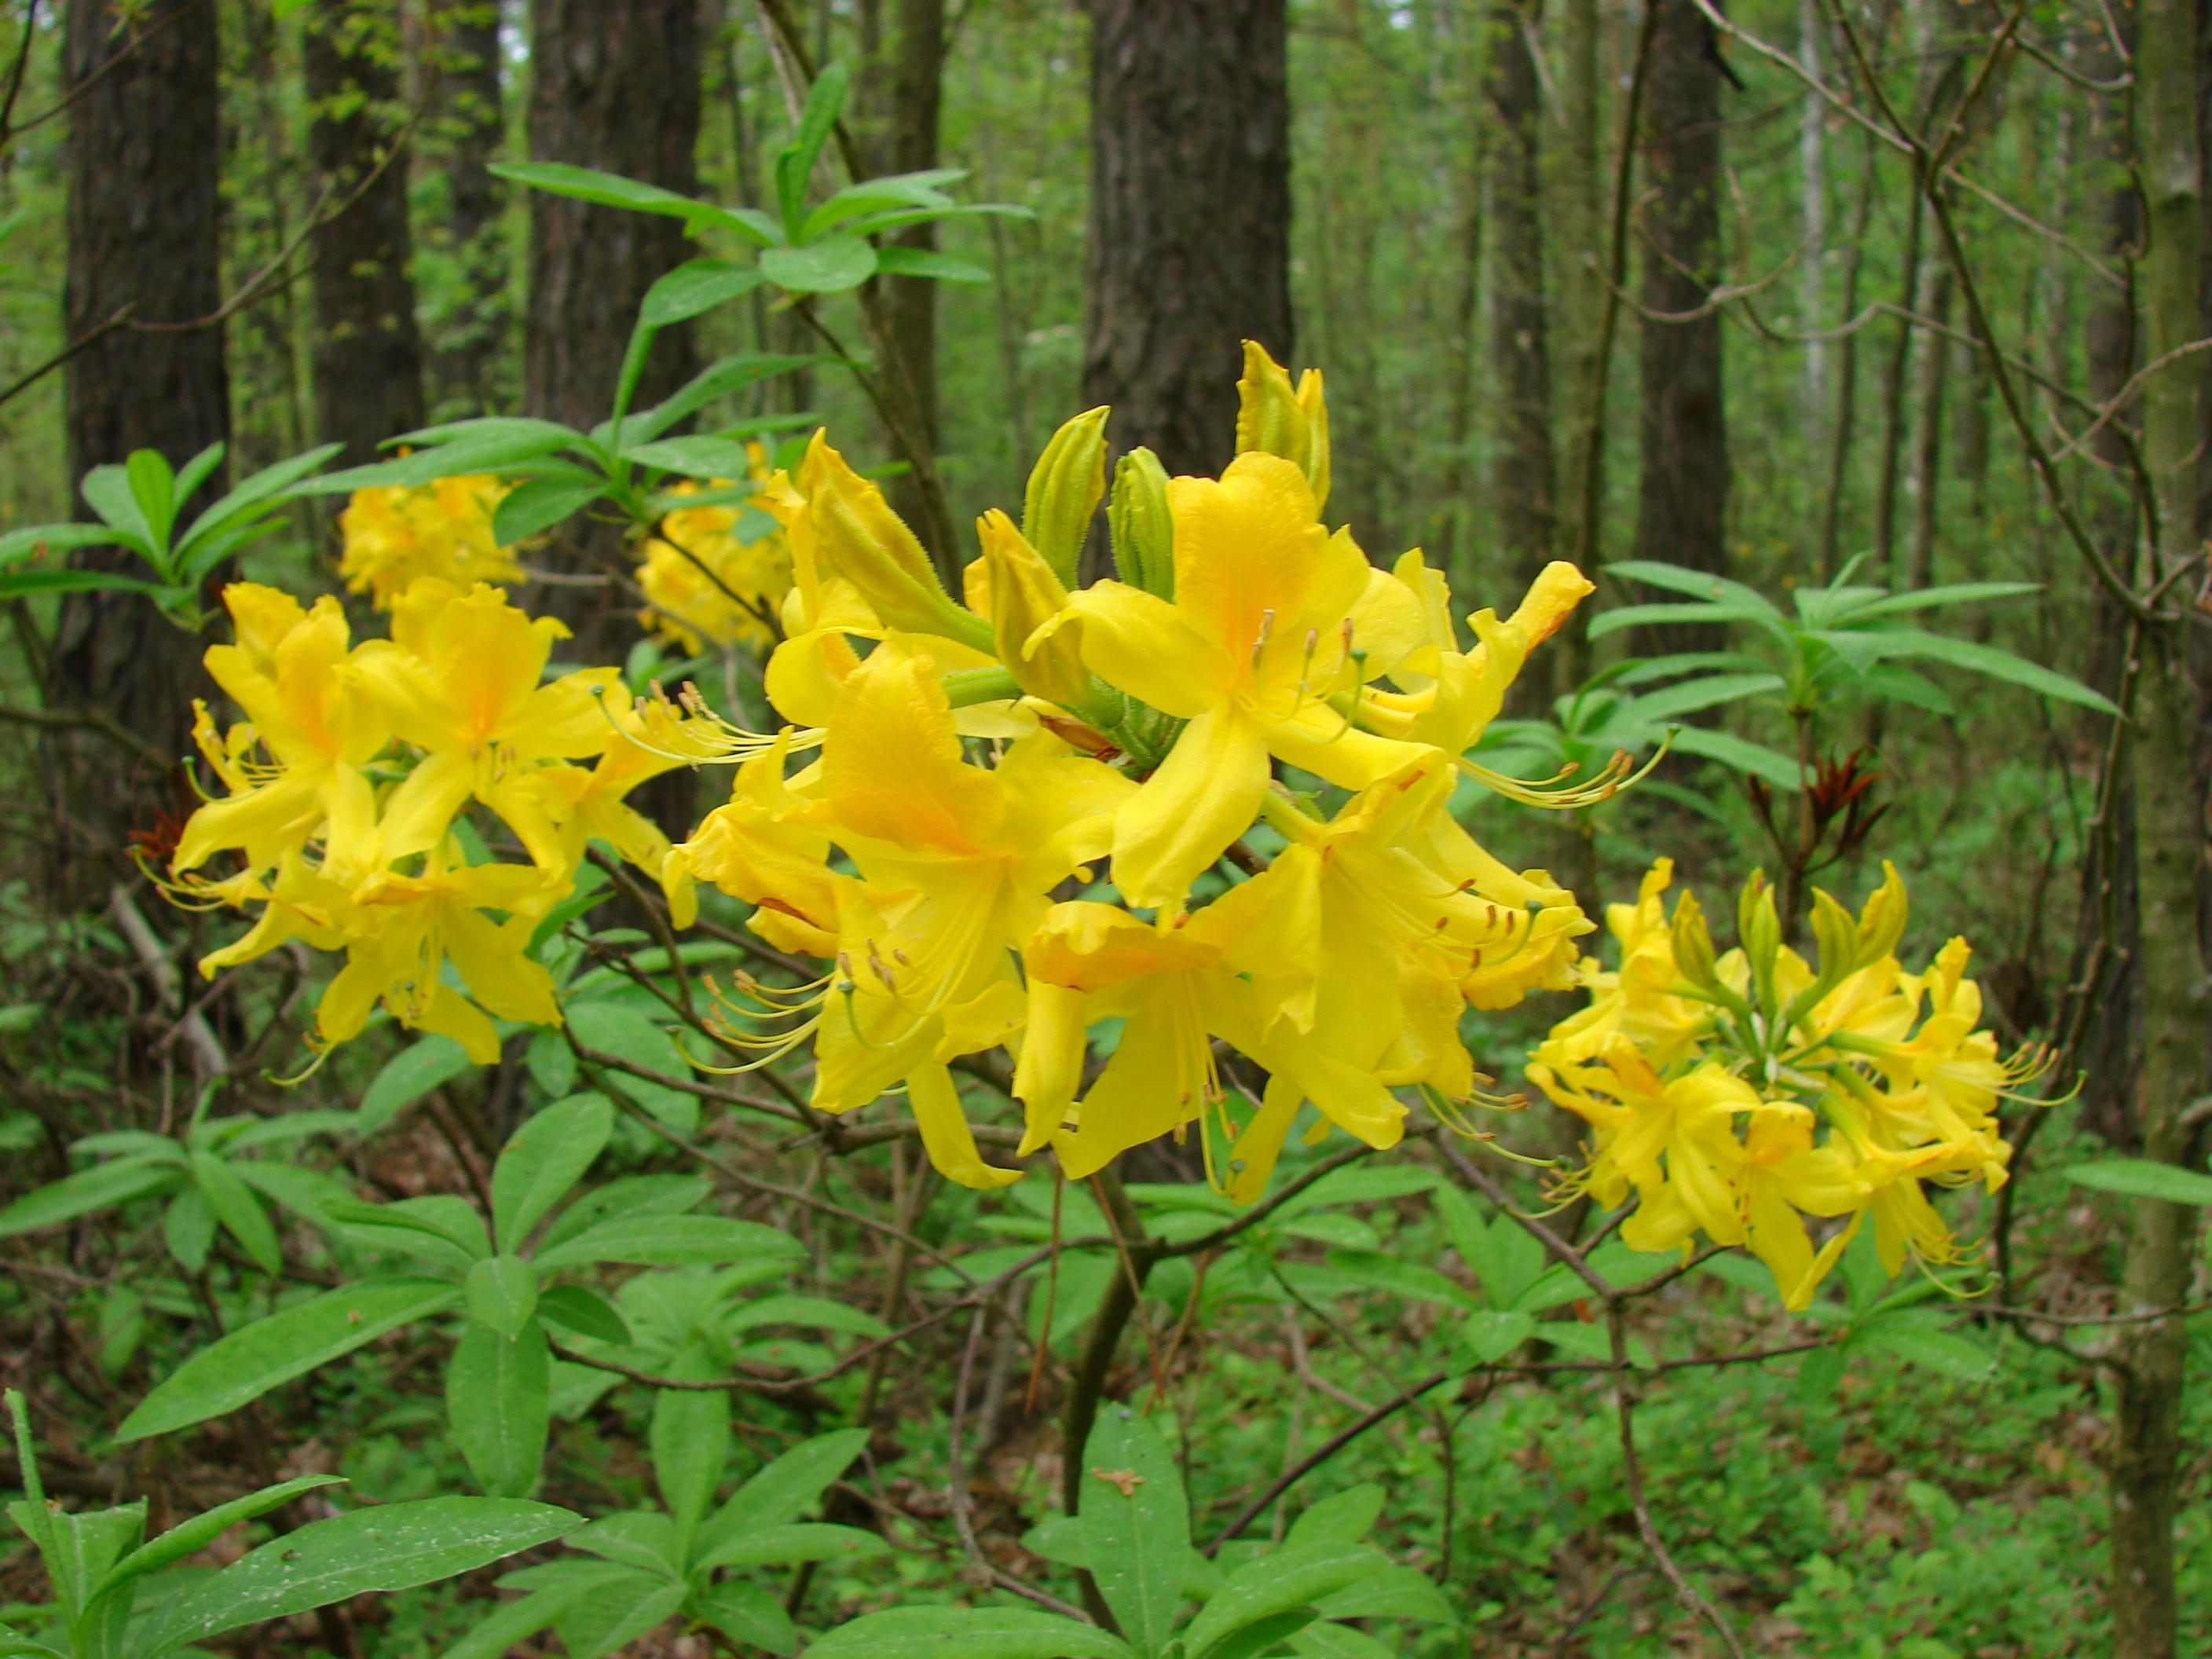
[
  {"left": 1837, "top": 580, "right": 2042, "bottom": 621},
  {"left": 1871, "top": 628, "right": 2119, "bottom": 714},
  {"left": 0, "top": 569, "right": 178, "bottom": 602},
  {"left": 566, "top": 1510, "right": 681, "bottom": 1576},
  {"left": 138, "top": 1496, "right": 580, "bottom": 1655},
  {"left": 1621, "top": 672, "right": 1785, "bottom": 723},
  {"left": 117, "top": 1278, "right": 463, "bottom": 1441},
  {"left": 1586, "top": 601, "right": 1749, "bottom": 640},
  {"left": 536, "top": 1284, "right": 632, "bottom": 1346},
  {"left": 536, "top": 1172, "right": 707, "bottom": 1254},
  {"left": 639, "top": 258, "right": 766, "bottom": 328},
  {"left": 1323, "top": 1250, "right": 1481, "bottom": 1313},
  {"left": 492, "top": 160, "right": 709, "bottom": 220},
  {"left": 1666, "top": 725, "right": 1805, "bottom": 790},
  {"left": 774, "top": 62, "right": 851, "bottom": 235},
  {"left": 1276, "top": 1165, "right": 1437, "bottom": 1220},
  {"left": 694, "top": 1580, "right": 796, "bottom": 1656},
  {"left": 1184, "top": 1544, "right": 1388, "bottom": 1659},
  {"left": 568, "top": 1003, "right": 698, "bottom": 1130},
  {"left": 189, "top": 1150, "right": 282, "bottom": 1275},
  {"left": 532, "top": 1214, "right": 801, "bottom": 1272},
  {"left": 492, "top": 475, "right": 606, "bottom": 546},
  {"left": 1310, "top": 1563, "right": 1458, "bottom": 1623},
  {"left": 1857, "top": 1322, "right": 1997, "bottom": 1382},
  {"left": 555, "top": 1572, "right": 688, "bottom": 1659},
  {"left": 651, "top": 1383, "right": 728, "bottom": 1541},
  {"left": 691, "top": 1426, "right": 869, "bottom": 1562},
  {"left": 1208, "top": 1612, "right": 1320, "bottom": 1659},
  {"left": 177, "top": 443, "right": 342, "bottom": 555},
  {"left": 441, "top": 1587, "right": 580, "bottom": 1659},
  {"left": 1605, "top": 559, "right": 1789, "bottom": 631},
  {"left": 299, "top": 430, "right": 581, "bottom": 496},
  {"left": 1460, "top": 1309, "right": 1537, "bottom": 1365},
  {"left": 81, "top": 462, "right": 157, "bottom": 553},
  {"left": 1284, "top": 1485, "right": 1382, "bottom": 1549},
  {"left": 357, "top": 1036, "right": 477, "bottom": 1135},
  {"left": 0, "top": 1157, "right": 182, "bottom": 1238},
  {"left": 621, "top": 351, "right": 819, "bottom": 446},
  {"left": 90, "top": 1475, "right": 345, "bottom": 1603},
  {"left": 494, "top": 1094, "right": 614, "bottom": 1252},
  {"left": 0, "top": 522, "right": 128, "bottom": 568},
  {"left": 691, "top": 1522, "right": 887, "bottom": 1571},
  {"left": 759, "top": 236, "right": 877, "bottom": 294},
  {"left": 804, "top": 1607, "right": 1137, "bottom": 1659},
  {"left": 1079, "top": 1407, "right": 1188, "bottom": 1654},
  {"left": 1431, "top": 1188, "right": 1543, "bottom": 1310},
  {"left": 126, "top": 449, "right": 179, "bottom": 559},
  {"left": 466, "top": 1255, "right": 541, "bottom": 1339},
  {"left": 871, "top": 246, "right": 990, "bottom": 283},
  {"left": 623, "top": 435, "right": 764, "bottom": 479},
  {"left": 324, "top": 1194, "right": 489, "bottom": 1267},
  {"left": 164, "top": 1187, "right": 218, "bottom": 1272},
  {"left": 2063, "top": 1159, "right": 2212, "bottom": 1205},
  {"left": 448, "top": 1318, "right": 551, "bottom": 1498}
]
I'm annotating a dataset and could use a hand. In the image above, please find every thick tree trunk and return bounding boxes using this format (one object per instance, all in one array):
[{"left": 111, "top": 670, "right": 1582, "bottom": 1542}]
[
  {"left": 307, "top": 0, "right": 427, "bottom": 464},
  {"left": 523, "top": 0, "right": 702, "bottom": 653},
  {"left": 423, "top": 0, "right": 510, "bottom": 419},
  {"left": 2111, "top": 0, "right": 2203, "bottom": 1650},
  {"left": 1483, "top": 0, "right": 1555, "bottom": 605},
  {"left": 1080, "top": 0, "right": 1293, "bottom": 489},
  {"left": 49, "top": 0, "right": 229, "bottom": 892},
  {"left": 1631, "top": 0, "right": 1727, "bottom": 654},
  {"left": 866, "top": 0, "right": 946, "bottom": 536}
]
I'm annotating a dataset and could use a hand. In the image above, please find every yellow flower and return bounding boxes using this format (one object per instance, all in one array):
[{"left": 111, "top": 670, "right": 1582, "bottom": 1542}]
[
  {"left": 347, "top": 580, "right": 620, "bottom": 871},
  {"left": 338, "top": 476, "right": 520, "bottom": 606},
  {"left": 665, "top": 730, "right": 842, "bottom": 950},
  {"left": 172, "top": 585, "right": 386, "bottom": 881},
  {"left": 1013, "top": 880, "right": 1404, "bottom": 1191},
  {"left": 1056, "top": 452, "right": 1430, "bottom": 909},
  {"left": 637, "top": 475, "right": 793, "bottom": 653}
]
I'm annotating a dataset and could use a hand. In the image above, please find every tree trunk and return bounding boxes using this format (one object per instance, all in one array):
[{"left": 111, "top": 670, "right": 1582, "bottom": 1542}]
[
  {"left": 866, "top": 0, "right": 946, "bottom": 537},
  {"left": 49, "top": 0, "right": 229, "bottom": 893},
  {"left": 423, "top": 0, "right": 510, "bottom": 419},
  {"left": 1631, "top": 0, "right": 1727, "bottom": 655},
  {"left": 1549, "top": 0, "right": 1602, "bottom": 591},
  {"left": 306, "top": 0, "right": 427, "bottom": 465},
  {"left": 1080, "top": 0, "right": 1293, "bottom": 491},
  {"left": 1903, "top": 266, "right": 1953, "bottom": 589},
  {"left": 523, "top": 0, "right": 702, "bottom": 654},
  {"left": 1796, "top": 0, "right": 1826, "bottom": 445},
  {"left": 2111, "top": 0, "right": 2204, "bottom": 1649},
  {"left": 1484, "top": 0, "right": 1556, "bottom": 613}
]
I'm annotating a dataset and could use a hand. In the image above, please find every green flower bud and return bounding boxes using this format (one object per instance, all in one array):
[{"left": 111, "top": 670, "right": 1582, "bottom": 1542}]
[
  {"left": 1670, "top": 888, "right": 1724, "bottom": 995},
  {"left": 1022, "top": 406, "right": 1108, "bottom": 589},
  {"left": 1738, "top": 870, "right": 1782, "bottom": 1019},
  {"left": 1234, "top": 339, "right": 1331, "bottom": 515},
  {"left": 1108, "top": 446, "right": 1174, "bottom": 599}
]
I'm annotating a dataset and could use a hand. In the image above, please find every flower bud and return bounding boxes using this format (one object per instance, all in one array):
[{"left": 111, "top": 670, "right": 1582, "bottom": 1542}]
[
  {"left": 1855, "top": 859, "right": 1909, "bottom": 969},
  {"left": 1108, "top": 446, "right": 1174, "bottom": 599},
  {"left": 1670, "top": 888, "right": 1724, "bottom": 996},
  {"left": 1234, "top": 339, "right": 1331, "bottom": 514},
  {"left": 977, "top": 510, "right": 1090, "bottom": 709},
  {"left": 786, "top": 430, "right": 993, "bottom": 654},
  {"left": 1021, "top": 406, "right": 1108, "bottom": 589},
  {"left": 1738, "top": 870, "right": 1782, "bottom": 1016}
]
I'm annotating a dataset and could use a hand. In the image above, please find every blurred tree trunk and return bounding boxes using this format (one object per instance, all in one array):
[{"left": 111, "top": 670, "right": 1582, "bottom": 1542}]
[
  {"left": 423, "top": 1, "right": 510, "bottom": 419},
  {"left": 48, "top": 0, "right": 229, "bottom": 893},
  {"left": 1549, "top": 0, "right": 1601, "bottom": 576},
  {"left": 1080, "top": 0, "right": 1292, "bottom": 495},
  {"left": 306, "top": 0, "right": 426, "bottom": 465},
  {"left": 523, "top": 0, "right": 702, "bottom": 654},
  {"left": 2110, "top": 0, "right": 2203, "bottom": 1648},
  {"left": 1903, "top": 266, "right": 1953, "bottom": 588},
  {"left": 1483, "top": 0, "right": 1555, "bottom": 618},
  {"left": 862, "top": 0, "right": 946, "bottom": 536},
  {"left": 1630, "top": 0, "right": 1727, "bottom": 656}
]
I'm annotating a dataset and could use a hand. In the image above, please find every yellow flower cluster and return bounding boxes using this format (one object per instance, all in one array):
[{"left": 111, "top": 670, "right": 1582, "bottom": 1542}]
[
  {"left": 337, "top": 476, "right": 522, "bottom": 606},
  {"left": 1530, "top": 861, "right": 2028, "bottom": 1306},
  {"left": 661, "top": 345, "right": 1597, "bottom": 1195},
  {"left": 635, "top": 461, "right": 795, "bottom": 655},
  {"left": 167, "top": 580, "right": 716, "bottom": 1063}
]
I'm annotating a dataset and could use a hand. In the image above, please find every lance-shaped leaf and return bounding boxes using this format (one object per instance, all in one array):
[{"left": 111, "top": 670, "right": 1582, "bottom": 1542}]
[
  {"left": 532, "top": 1214, "right": 802, "bottom": 1271},
  {"left": 1079, "top": 1407, "right": 1189, "bottom": 1654},
  {"left": 118, "top": 1278, "right": 462, "bottom": 1441},
  {"left": 805, "top": 1609, "right": 1137, "bottom": 1659},
  {"left": 493, "top": 1094, "right": 614, "bottom": 1253},
  {"left": 447, "top": 1319, "right": 551, "bottom": 1499},
  {"left": 0, "top": 1158, "right": 183, "bottom": 1238}
]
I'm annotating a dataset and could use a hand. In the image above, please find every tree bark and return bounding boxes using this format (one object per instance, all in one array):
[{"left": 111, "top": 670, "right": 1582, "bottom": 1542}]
[
  {"left": 1549, "top": 0, "right": 1602, "bottom": 584},
  {"left": 1903, "top": 266, "right": 1953, "bottom": 589},
  {"left": 523, "top": 0, "right": 702, "bottom": 653},
  {"left": 49, "top": 0, "right": 229, "bottom": 892},
  {"left": 1631, "top": 0, "right": 1727, "bottom": 655},
  {"left": 1483, "top": 0, "right": 1555, "bottom": 607},
  {"left": 1080, "top": 0, "right": 1293, "bottom": 489},
  {"left": 306, "top": 0, "right": 427, "bottom": 465},
  {"left": 2111, "top": 0, "right": 2204, "bottom": 1649},
  {"left": 423, "top": 0, "right": 510, "bottom": 419},
  {"left": 866, "top": 0, "right": 946, "bottom": 538}
]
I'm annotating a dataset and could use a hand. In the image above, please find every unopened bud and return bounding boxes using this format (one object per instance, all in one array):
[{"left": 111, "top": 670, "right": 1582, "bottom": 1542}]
[
  {"left": 1108, "top": 446, "right": 1174, "bottom": 599},
  {"left": 1855, "top": 859, "right": 1909, "bottom": 969},
  {"left": 785, "top": 430, "right": 992, "bottom": 654},
  {"left": 1022, "top": 406, "right": 1108, "bottom": 588},
  {"left": 1738, "top": 870, "right": 1782, "bottom": 1016},
  {"left": 977, "top": 510, "right": 1090, "bottom": 709},
  {"left": 1670, "top": 889, "right": 1723, "bottom": 995},
  {"left": 1234, "top": 340, "right": 1332, "bottom": 514}
]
